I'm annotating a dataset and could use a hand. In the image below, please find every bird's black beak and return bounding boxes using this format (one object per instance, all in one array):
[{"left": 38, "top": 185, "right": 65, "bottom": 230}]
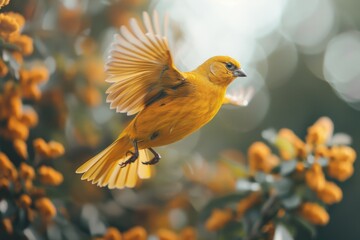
[{"left": 233, "top": 68, "right": 247, "bottom": 77}]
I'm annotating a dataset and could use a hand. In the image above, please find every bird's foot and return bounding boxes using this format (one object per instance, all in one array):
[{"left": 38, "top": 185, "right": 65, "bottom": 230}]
[
  {"left": 142, "top": 156, "right": 160, "bottom": 165},
  {"left": 120, "top": 152, "right": 139, "bottom": 167},
  {"left": 142, "top": 148, "right": 161, "bottom": 165}
]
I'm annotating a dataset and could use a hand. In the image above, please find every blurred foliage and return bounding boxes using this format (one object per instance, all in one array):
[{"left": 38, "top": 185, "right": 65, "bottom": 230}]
[{"left": 0, "top": 0, "right": 359, "bottom": 240}]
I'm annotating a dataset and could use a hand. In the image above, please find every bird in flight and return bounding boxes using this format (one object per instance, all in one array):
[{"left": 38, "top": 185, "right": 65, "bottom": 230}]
[{"left": 76, "top": 11, "right": 252, "bottom": 189}]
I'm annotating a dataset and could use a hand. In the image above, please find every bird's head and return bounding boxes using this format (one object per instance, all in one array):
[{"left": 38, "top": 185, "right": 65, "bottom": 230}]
[{"left": 197, "top": 56, "right": 246, "bottom": 86}]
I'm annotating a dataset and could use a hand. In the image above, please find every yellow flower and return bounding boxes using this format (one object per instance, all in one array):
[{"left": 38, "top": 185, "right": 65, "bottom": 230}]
[
  {"left": 205, "top": 209, "right": 233, "bottom": 232},
  {"left": 0, "top": 59, "right": 8, "bottom": 77},
  {"left": 180, "top": 227, "right": 197, "bottom": 240},
  {"left": 103, "top": 227, "right": 122, "bottom": 240},
  {"left": 305, "top": 163, "right": 325, "bottom": 191},
  {"left": 123, "top": 226, "right": 147, "bottom": 240},
  {"left": 327, "top": 161, "right": 354, "bottom": 181},
  {"left": 316, "top": 181, "right": 342, "bottom": 205},
  {"left": 0, "top": 13, "right": 19, "bottom": 37},
  {"left": 237, "top": 192, "right": 261, "bottom": 218},
  {"left": 38, "top": 166, "right": 64, "bottom": 186},
  {"left": 157, "top": 229, "right": 179, "bottom": 240},
  {"left": 299, "top": 202, "right": 329, "bottom": 225},
  {"left": 13, "top": 138, "right": 28, "bottom": 159},
  {"left": 35, "top": 197, "right": 57, "bottom": 220},
  {"left": 248, "top": 142, "right": 279, "bottom": 173},
  {"left": 19, "top": 162, "right": 35, "bottom": 180},
  {"left": 306, "top": 117, "right": 333, "bottom": 146}
]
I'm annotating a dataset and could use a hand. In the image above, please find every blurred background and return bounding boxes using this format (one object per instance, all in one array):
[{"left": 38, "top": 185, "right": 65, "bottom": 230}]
[{"left": 1, "top": 0, "right": 360, "bottom": 239}]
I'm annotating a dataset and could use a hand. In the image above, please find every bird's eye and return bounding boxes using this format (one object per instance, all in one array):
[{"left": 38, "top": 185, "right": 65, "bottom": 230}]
[{"left": 225, "top": 62, "right": 235, "bottom": 70}]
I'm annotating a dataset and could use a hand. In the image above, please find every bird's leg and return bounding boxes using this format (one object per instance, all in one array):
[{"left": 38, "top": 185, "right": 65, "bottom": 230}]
[
  {"left": 120, "top": 140, "right": 139, "bottom": 168},
  {"left": 142, "top": 148, "right": 161, "bottom": 165}
]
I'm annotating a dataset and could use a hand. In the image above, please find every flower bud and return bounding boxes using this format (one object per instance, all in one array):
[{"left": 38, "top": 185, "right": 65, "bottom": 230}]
[
  {"left": 327, "top": 161, "right": 354, "bottom": 181},
  {"left": 299, "top": 202, "right": 329, "bottom": 225},
  {"left": 305, "top": 163, "right": 325, "bottom": 191},
  {"left": 316, "top": 181, "right": 342, "bottom": 204}
]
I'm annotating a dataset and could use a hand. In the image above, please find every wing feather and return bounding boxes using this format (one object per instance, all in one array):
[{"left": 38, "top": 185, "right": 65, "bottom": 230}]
[{"left": 105, "top": 11, "right": 186, "bottom": 116}]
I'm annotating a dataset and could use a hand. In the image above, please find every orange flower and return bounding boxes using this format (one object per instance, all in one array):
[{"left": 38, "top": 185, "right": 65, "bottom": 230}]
[
  {"left": 157, "top": 229, "right": 179, "bottom": 240},
  {"left": 5, "top": 12, "right": 25, "bottom": 29},
  {"left": 305, "top": 163, "right": 325, "bottom": 191},
  {"left": 205, "top": 209, "right": 233, "bottom": 232},
  {"left": 81, "top": 86, "right": 102, "bottom": 107},
  {"left": 316, "top": 181, "right": 342, "bottom": 204},
  {"left": 180, "top": 227, "right": 197, "bottom": 240},
  {"left": 38, "top": 166, "right": 64, "bottom": 186},
  {"left": 20, "top": 110, "right": 38, "bottom": 127},
  {"left": 19, "top": 162, "right": 35, "bottom": 180},
  {"left": 18, "top": 194, "right": 32, "bottom": 208},
  {"left": 12, "top": 51, "right": 23, "bottom": 64},
  {"left": 277, "top": 128, "right": 307, "bottom": 159},
  {"left": 314, "top": 145, "right": 330, "bottom": 159},
  {"left": 103, "top": 227, "right": 122, "bottom": 240},
  {"left": 48, "top": 141, "right": 65, "bottom": 158},
  {"left": 123, "top": 226, "right": 147, "bottom": 240},
  {"left": 248, "top": 142, "right": 279, "bottom": 173},
  {"left": 0, "top": 0, "right": 10, "bottom": 8},
  {"left": 327, "top": 161, "right": 354, "bottom": 181},
  {"left": 0, "top": 59, "right": 8, "bottom": 77},
  {"left": 0, "top": 152, "right": 17, "bottom": 180},
  {"left": 0, "top": 178, "right": 10, "bottom": 189},
  {"left": 7, "top": 116, "right": 29, "bottom": 140},
  {"left": 33, "top": 138, "right": 50, "bottom": 157},
  {"left": 13, "top": 139, "right": 28, "bottom": 159},
  {"left": 28, "top": 66, "right": 49, "bottom": 84},
  {"left": 0, "top": 13, "right": 19, "bottom": 37},
  {"left": 8, "top": 94, "right": 22, "bottom": 119},
  {"left": 330, "top": 146, "right": 356, "bottom": 164},
  {"left": 237, "top": 192, "right": 261, "bottom": 218},
  {"left": 2, "top": 218, "right": 13, "bottom": 234},
  {"left": 299, "top": 202, "right": 329, "bottom": 225},
  {"left": 8, "top": 34, "right": 33, "bottom": 56},
  {"left": 306, "top": 117, "right": 333, "bottom": 146},
  {"left": 35, "top": 197, "right": 57, "bottom": 220},
  {"left": 295, "top": 162, "right": 305, "bottom": 173}
]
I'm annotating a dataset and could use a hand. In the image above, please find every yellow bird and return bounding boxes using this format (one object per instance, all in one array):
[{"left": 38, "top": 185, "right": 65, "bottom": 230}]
[{"left": 76, "top": 12, "right": 247, "bottom": 189}]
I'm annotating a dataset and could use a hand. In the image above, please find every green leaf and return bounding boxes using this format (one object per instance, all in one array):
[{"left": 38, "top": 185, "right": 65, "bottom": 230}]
[
  {"left": 281, "top": 194, "right": 301, "bottom": 210},
  {"left": 291, "top": 215, "right": 317, "bottom": 238}
]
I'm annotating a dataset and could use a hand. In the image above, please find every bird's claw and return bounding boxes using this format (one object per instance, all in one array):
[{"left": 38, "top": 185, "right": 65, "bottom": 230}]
[
  {"left": 142, "top": 156, "right": 160, "bottom": 165},
  {"left": 121, "top": 150, "right": 139, "bottom": 168}
]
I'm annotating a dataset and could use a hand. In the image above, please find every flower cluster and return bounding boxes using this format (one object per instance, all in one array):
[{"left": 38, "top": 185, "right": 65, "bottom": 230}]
[
  {"left": 0, "top": 3, "right": 65, "bottom": 238},
  {"left": 201, "top": 117, "right": 356, "bottom": 239}
]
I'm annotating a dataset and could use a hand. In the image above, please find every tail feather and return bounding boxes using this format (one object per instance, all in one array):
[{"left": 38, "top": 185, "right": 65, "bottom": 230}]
[{"left": 76, "top": 138, "right": 153, "bottom": 189}]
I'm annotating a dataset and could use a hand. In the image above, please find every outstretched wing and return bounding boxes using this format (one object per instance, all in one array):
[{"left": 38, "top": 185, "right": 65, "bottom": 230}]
[{"left": 105, "top": 11, "right": 186, "bottom": 116}]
